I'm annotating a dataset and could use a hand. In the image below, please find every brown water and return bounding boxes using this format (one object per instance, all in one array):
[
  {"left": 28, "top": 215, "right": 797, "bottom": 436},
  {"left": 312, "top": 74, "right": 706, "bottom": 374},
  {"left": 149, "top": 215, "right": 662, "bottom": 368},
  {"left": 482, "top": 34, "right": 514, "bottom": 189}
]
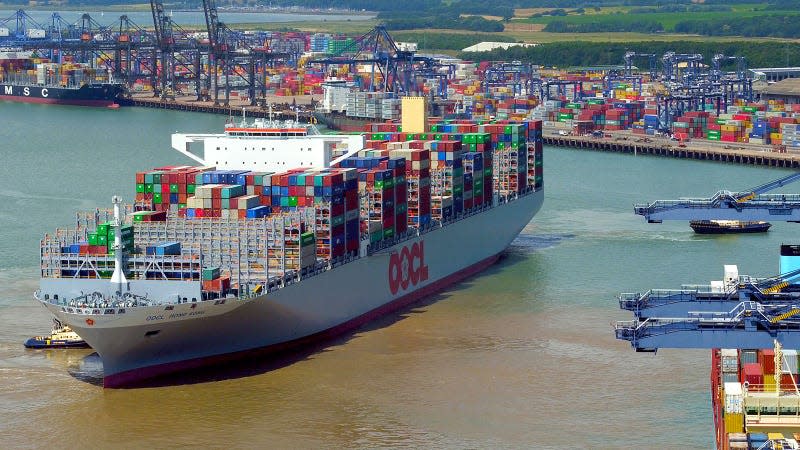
[{"left": 3, "top": 102, "right": 794, "bottom": 448}]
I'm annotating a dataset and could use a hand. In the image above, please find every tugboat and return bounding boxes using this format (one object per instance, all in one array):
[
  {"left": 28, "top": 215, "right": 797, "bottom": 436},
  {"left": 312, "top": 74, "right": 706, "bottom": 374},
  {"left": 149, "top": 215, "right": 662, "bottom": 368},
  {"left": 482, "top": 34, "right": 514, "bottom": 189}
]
[
  {"left": 689, "top": 220, "right": 771, "bottom": 234},
  {"left": 24, "top": 318, "right": 90, "bottom": 349}
]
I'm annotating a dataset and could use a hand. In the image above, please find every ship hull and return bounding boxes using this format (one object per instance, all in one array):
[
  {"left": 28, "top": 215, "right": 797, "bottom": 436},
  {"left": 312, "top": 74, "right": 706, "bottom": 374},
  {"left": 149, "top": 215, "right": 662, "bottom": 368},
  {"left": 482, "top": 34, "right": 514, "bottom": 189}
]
[
  {"left": 689, "top": 220, "right": 771, "bottom": 234},
  {"left": 313, "top": 111, "right": 372, "bottom": 132},
  {"left": 44, "top": 190, "right": 543, "bottom": 387},
  {"left": 0, "top": 83, "right": 123, "bottom": 107}
]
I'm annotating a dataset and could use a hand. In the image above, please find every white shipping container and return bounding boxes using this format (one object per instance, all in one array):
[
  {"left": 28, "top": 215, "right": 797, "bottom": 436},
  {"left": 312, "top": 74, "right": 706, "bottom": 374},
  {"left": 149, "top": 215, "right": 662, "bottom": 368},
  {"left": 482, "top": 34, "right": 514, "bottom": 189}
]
[
  {"left": 724, "top": 381, "right": 743, "bottom": 413},
  {"left": 783, "top": 349, "right": 799, "bottom": 374},
  {"left": 721, "top": 349, "right": 739, "bottom": 373},
  {"left": 0, "top": 27, "right": 9, "bottom": 37}
]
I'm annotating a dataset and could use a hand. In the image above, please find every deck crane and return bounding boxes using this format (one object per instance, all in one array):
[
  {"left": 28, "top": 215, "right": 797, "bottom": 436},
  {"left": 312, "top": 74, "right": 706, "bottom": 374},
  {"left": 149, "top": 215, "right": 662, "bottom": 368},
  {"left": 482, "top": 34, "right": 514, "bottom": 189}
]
[{"left": 634, "top": 172, "right": 800, "bottom": 223}]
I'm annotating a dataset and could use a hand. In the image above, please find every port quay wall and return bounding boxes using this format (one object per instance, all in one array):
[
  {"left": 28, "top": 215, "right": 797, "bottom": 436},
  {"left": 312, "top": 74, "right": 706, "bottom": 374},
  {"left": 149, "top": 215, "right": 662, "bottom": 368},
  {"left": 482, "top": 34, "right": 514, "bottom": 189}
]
[{"left": 543, "top": 135, "right": 800, "bottom": 169}]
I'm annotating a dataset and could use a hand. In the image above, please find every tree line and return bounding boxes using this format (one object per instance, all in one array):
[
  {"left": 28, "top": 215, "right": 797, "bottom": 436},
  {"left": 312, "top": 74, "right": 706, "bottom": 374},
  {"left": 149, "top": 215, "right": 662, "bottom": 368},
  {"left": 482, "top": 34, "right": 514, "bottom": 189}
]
[{"left": 459, "top": 41, "right": 800, "bottom": 70}]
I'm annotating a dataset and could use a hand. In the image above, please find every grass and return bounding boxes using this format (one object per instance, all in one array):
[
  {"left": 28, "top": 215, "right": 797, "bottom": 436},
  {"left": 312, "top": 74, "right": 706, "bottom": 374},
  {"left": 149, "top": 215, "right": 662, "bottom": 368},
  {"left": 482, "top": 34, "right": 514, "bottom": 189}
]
[{"left": 513, "top": 4, "right": 797, "bottom": 32}]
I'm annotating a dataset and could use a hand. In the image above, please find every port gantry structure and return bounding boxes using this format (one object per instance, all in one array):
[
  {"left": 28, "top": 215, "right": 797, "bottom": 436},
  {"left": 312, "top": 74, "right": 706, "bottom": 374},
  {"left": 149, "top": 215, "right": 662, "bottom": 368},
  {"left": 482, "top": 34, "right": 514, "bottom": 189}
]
[
  {"left": 308, "top": 24, "right": 454, "bottom": 98},
  {"left": 616, "top": 172, "right": 800, "bottom": 352},
  {"left": 633, "top": 172, "right": 800, "bottom": 223},
  {"left": 0, "top": 6, "right": 294, "bottom": 107}
]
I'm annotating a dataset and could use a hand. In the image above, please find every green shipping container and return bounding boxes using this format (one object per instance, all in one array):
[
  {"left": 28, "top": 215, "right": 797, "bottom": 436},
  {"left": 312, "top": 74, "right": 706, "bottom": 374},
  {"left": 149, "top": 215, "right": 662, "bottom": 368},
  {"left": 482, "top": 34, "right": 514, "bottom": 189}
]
[
  {"left": 300, "top": 231, "right": 315, "bottom": 247},
  {"left": 136, "top": 183, "right": 145, "bottom": 193},
  {"left": 370, "top": 230, "right": 383, "bottom": 243},
  {"left": 97, "top": 222, "right": 111, "bottom": 236},
  {"left": 383, "top": 227, "right": 394, "bottom": 239},
  {"left": 88, "top": 233, "right": 98, "bottom": 245},
  {"left": 170, "top": 184, "right": 179, "bottom": 193},
  {"left": 145, "top": 183, "right": 154, "bottom": 194},
  {"left": 187, "top": 184, "right": 195, "bottom": 194},
  {"left": 202, "top": 267, "right": 221, "bottom": 281},
  {"left": 153, "top": 193, "right": 163, "bottom": 204}
]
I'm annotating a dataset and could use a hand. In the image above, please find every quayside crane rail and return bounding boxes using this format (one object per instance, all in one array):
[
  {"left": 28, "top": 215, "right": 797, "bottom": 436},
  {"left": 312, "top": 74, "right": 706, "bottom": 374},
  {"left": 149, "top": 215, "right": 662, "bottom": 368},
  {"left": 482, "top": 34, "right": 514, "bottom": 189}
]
[{"left": 634, "top": 172, "right": 800, "bottom": 223}]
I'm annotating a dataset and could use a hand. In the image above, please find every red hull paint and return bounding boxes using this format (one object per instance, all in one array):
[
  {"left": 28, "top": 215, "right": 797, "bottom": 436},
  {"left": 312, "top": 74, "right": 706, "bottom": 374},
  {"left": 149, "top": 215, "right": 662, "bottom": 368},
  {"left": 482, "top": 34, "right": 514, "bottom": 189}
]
[
  {"left": 104, "top": 252, "right": 502, "bottom": 388},
  {"left": 0, "top": 96, "right": 117, "bottom": 107}
]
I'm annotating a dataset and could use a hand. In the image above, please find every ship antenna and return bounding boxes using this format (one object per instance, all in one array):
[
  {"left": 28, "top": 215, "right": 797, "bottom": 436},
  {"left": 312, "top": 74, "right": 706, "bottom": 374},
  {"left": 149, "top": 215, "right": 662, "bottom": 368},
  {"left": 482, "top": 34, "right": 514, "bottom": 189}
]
[
  {"left": 242, "top": 107, "right": 246, "bottom": 127},
  {"left": 110, "top": 196, "right": 128, "bottom": 296}
]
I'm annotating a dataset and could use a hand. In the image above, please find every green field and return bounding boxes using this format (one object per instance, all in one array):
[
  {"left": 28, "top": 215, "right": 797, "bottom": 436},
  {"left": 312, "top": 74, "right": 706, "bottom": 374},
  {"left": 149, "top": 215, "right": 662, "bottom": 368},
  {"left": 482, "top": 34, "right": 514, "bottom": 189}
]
[{"left": 514, "top": 4, "right": 795, "bottom": 32}]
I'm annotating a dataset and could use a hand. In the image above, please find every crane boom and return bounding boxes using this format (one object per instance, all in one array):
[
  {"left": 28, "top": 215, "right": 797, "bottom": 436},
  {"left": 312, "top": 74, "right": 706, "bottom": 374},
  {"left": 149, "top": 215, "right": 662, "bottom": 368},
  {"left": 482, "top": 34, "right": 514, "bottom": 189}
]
[{"left": 634, "top": 172, "right": 800, "bottom": 222}]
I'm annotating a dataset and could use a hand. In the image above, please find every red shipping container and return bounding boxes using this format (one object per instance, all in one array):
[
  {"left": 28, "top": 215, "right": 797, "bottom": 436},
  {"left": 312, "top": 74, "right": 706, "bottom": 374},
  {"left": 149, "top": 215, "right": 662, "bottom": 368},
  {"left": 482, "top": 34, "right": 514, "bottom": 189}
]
[
  {"left": 743, "top": 363, "right": 763, "bottom": 388},
  {"left": 759, "top": 349, "right": 776, "bottom": 375}
]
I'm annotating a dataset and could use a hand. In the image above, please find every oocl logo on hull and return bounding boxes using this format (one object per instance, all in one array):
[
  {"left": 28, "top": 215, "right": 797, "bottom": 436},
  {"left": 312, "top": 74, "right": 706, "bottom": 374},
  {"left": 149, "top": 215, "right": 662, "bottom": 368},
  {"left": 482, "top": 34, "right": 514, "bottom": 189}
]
[{"left": 388, "top": 241, "right": 429, "bottom": 295}]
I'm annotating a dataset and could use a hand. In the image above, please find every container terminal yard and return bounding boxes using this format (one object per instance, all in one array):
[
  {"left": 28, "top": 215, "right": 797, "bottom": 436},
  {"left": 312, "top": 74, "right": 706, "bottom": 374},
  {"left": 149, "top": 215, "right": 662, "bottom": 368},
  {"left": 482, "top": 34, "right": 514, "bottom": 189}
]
[{"left": 2, "top": 3, "right": 800, "bottom": 165}]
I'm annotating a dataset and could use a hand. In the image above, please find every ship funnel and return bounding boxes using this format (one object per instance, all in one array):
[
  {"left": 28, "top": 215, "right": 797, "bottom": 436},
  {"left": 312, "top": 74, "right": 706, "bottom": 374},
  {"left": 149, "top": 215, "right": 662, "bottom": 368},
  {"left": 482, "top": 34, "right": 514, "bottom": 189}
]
[{"left": 110, "top": 196, "right": 128, "bottom": 294}]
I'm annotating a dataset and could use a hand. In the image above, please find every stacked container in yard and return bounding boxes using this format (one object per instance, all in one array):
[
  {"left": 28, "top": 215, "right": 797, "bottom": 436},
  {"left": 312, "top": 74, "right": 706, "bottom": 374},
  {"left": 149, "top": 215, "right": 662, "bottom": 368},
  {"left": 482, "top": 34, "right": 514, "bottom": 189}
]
[
  {"left": 782, "top": 123, "right": 800, "bottom": 150},
  {"left": 720, "top": 119, "right": 746, "bottom": 143},
  {"left": 671, "top": 111, "right": 709, "bottom": 140}
]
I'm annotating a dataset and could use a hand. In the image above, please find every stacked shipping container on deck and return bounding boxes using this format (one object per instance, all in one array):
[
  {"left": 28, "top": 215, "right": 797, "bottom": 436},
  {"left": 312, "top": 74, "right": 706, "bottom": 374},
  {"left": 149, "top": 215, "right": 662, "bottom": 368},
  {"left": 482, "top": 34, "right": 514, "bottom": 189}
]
[{"left": 47, "top": 118, "right": 543, "bottom": 299}]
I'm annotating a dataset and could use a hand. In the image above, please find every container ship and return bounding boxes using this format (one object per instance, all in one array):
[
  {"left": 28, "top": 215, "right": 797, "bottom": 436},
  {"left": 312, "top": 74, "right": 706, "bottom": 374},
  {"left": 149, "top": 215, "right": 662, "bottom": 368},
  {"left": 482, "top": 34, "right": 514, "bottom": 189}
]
[
  {"left": 0, "top": 51, "right": 124, "bottom": 107},
  {"left": 709, "top": 246, "right": 800, "bottom": 450},
  {"left": 33, "top": 98, "right": 544, "bottom": 387}
]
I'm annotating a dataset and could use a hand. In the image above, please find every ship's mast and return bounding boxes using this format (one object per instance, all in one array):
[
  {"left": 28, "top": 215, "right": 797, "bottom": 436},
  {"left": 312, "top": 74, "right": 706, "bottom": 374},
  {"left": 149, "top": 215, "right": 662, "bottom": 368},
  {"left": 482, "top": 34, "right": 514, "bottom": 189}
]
[{"left": 110, "top": 196, "right": 128, "bottom": 294}]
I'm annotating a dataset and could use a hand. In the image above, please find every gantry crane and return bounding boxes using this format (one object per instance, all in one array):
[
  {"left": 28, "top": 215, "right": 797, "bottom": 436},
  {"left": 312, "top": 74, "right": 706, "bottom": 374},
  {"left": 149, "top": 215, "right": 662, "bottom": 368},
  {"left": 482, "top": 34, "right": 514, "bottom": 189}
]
[{"left": 634, "top": 172, "right": 800, "bottom": 223}]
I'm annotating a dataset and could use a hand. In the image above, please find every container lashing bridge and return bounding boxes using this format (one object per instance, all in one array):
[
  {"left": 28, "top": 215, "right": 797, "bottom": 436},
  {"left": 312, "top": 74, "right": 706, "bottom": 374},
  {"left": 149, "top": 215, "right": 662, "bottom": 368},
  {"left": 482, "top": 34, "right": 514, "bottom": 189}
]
[{"left": 633, "top": 172, "right": 800, "bottom": 223}]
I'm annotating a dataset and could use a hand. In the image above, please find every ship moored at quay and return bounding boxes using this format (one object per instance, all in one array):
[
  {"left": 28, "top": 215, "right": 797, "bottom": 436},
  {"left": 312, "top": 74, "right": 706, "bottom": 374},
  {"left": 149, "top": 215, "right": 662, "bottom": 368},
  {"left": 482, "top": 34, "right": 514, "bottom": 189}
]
[
  {"left": 0, "top": 51, "right": 124, "bottom": 107},
  {"left": 34, "top": 100, "right": 544, "bottom": 387}
]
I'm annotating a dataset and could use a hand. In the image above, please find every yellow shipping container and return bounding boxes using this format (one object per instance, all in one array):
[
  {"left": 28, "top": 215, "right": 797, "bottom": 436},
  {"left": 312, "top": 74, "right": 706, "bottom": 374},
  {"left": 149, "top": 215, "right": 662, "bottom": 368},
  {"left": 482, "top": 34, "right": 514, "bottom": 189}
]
[
  {"left": 721, "top": 125, "right": 740, "bottom": 132},
  {"left": 725, "top": 412, "right": 744, "bottom": 434},
  {"left": 765, "top": 374, "right": 777, "bottom": 391}
]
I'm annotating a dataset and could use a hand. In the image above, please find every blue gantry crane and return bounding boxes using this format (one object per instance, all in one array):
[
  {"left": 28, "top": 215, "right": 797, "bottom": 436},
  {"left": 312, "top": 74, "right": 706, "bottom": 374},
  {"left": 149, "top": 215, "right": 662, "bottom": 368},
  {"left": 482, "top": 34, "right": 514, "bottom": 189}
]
[
  {"left": 634, "top": 172, "right": 800, "bottom": 223},
  {"left": 617, "top": 172, "right": 800, "bottom": 352}
]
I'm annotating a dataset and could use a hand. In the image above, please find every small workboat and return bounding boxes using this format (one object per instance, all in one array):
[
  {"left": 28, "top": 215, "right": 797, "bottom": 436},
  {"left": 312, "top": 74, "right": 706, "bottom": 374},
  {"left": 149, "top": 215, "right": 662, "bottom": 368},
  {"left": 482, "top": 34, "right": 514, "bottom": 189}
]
[
  {"left": 24, "top": 319, "right": 90, "bottom": 349},
  {"left": 689, "top": 220, "right": 771, "bottom": 234}
]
